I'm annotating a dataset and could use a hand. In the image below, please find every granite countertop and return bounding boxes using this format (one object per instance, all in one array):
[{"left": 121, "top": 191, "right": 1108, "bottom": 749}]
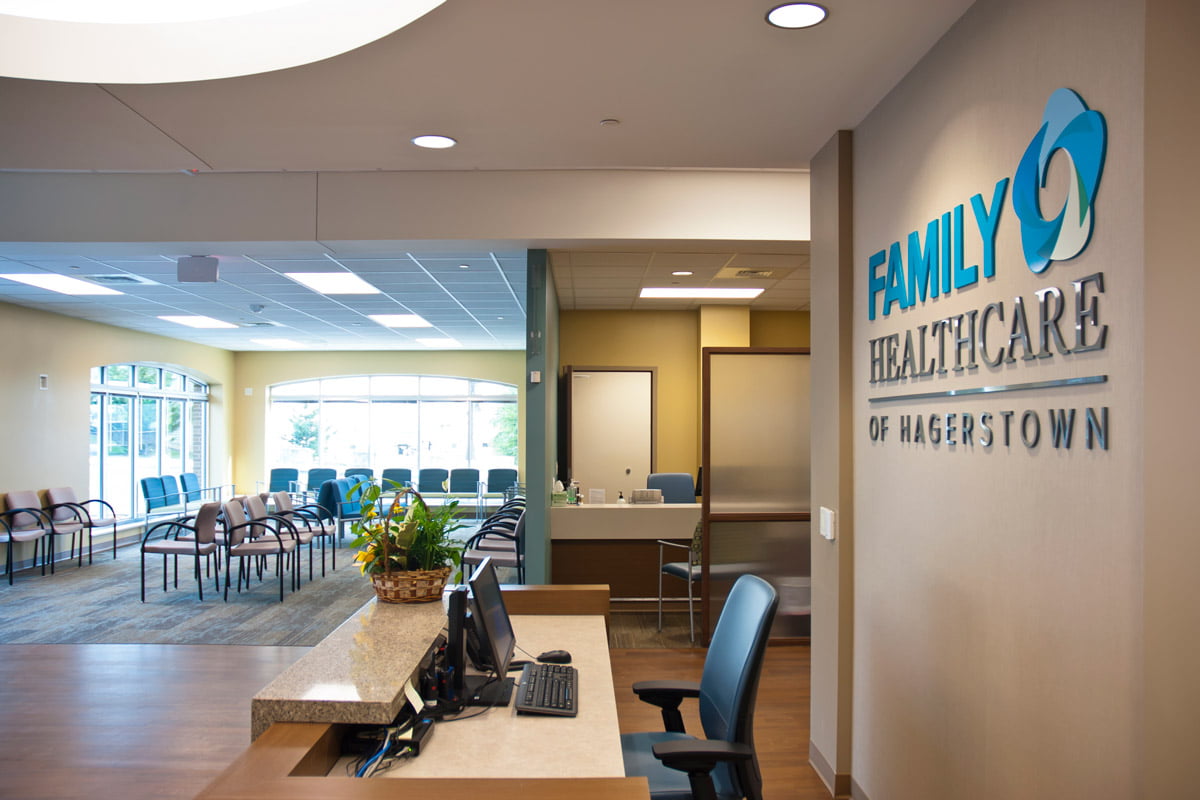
[{"left": 250, "top": 597, "right": 447, "bottom": 739}]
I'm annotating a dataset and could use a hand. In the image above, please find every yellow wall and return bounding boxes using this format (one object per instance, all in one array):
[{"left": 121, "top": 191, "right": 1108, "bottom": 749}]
[
  {"left": 558, "top": 309, "right": 810, "bottom": 475},
  {"left": 231, "top": 350, "right": 525, "bottom": 495}
]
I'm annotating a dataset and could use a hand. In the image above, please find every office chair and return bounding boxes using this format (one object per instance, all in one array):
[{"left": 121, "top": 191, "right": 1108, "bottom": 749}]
[
  {"left": 622, "top": 573, "right": 778, "bottom": 800},
  {"left": 647, "top": 473, "right": 696, "bottom": 503}
]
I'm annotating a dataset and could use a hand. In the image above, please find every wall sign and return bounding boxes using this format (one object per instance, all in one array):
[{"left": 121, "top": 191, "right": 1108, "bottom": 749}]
[{"left": 865, "top": 88, "right": 1111, "bottom": 451}]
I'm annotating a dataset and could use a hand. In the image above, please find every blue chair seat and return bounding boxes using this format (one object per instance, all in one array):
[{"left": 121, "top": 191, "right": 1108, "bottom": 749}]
[
  {"left": 661, "top": 561, "right": 697, "bottom": 582},
  {"left": 621, "top": 731, "right": 741, "bottom": 800}
]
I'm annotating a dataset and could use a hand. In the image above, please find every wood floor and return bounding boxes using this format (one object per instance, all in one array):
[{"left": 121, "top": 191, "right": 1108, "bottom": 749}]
[{"left": 0, "top": 641, "right": 828, "bottom": 800}]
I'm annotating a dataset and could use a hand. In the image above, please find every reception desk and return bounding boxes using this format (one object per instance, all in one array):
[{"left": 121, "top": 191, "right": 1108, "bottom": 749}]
[
  {"left": 198, "top": 585, "right": 648, "bottom": 800},
  {"left": 550, "top": 503, "right": 701, "bottom": 600}
]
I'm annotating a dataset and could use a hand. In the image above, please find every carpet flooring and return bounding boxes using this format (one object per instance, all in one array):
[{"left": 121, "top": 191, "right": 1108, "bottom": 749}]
[{"left": 0, "top": 541, "right": 377, "bottom": 646}]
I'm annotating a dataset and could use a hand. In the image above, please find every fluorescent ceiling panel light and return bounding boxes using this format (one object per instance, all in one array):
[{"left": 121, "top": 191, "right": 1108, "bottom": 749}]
[
  {"left": 0, "top": 0, "right": 446, "bottom": 83},
  {"left": 640, "top": 287, "right": 764, "bottom": 299},
  {"left": 671, "top": 271, "right": 694, "bottom": 276},
  {"left": 416, "top": 337, "right": 461, "bottom": 347},
  {"left": 0, "top": 273, "right": 123, "bottom": 295},
  {"left": 158, "top": 315, "right": 238, "bottom": 329},
  {"left": 251, "top": 338, "right": 304, "bottom": 348},
  {"left": 412, "top": 134, "right": 457, "bottom": 149},
  {"left": 766, "top": 3, "right": 827, "bottom": 29},
  {"left": 368, "top": 314, "right": 433, "bottom": 328},
  {"left": 284, "top": 272, "right": 380, "bottom": 295}
]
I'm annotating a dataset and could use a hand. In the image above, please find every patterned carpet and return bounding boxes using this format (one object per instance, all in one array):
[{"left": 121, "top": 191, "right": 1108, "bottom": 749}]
[{"left": 0, "top": 541, "right": 378, "bottom": 645}]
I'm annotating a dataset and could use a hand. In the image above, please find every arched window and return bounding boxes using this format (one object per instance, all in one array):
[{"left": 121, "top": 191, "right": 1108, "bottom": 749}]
[
  {"left": 266, "top": 375, "right": 517, "bottom": 476},
  {"left": 90, "top": 364, "right": 210, "bottom": 517}
]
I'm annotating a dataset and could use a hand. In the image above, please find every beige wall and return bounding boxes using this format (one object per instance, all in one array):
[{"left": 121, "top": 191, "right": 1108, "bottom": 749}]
[
  {"left": 558, "top": 309, "right": 809, "bottom": 477},
  {"left": 231, "top": 350, "right": 525, "bottom": 495},
  {"left": 0, "top": 301, "right": 235, "bottom": 559},
  {"left": 848, "top": 0, "right": 1145, "bottom": 797}
]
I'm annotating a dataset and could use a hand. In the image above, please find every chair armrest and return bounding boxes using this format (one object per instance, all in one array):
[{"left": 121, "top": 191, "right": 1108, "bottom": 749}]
[
  {"left": 651, "top": 739, "right": 754, "bottom": 800},
  {"left": 631, "top": 679, "right": 700, "bottom": 733},
  {"left": 465, "top": 529, "right": 518, "bottom": 549},
  {"left": 656, "top": 539, "right": 691, "bottom": 551}
]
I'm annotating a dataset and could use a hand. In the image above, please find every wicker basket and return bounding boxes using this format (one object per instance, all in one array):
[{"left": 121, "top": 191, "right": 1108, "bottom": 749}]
[{"left": 371, "top": 567, "right": 452, "bottom": 604}]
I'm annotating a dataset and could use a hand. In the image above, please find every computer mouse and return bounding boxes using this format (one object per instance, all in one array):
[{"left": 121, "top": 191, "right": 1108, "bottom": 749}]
[{"left": 537, "top": 650, "right": 572, "bottom": 664}]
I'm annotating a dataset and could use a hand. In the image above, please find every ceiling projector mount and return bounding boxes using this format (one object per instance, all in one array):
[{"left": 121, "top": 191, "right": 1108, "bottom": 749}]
[{"left": 177, "top": 255, "right": 219, "bottom": 283}]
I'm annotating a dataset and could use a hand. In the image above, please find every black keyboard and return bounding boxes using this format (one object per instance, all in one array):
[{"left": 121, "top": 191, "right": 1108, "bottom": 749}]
[{"left": 514, "top": 662, "right": 578, "bottom": 716}]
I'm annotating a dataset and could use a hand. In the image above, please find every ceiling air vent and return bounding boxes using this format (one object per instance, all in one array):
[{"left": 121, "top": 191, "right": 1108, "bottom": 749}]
[
  {"left": 714, "top": 266, "right": 790, "bottom": 280},
  {"left": 86, "top": 274, "right": 160, "bottom": 286}
]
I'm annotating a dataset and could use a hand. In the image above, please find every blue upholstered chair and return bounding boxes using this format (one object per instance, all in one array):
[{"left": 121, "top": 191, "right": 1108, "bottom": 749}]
[
  {"left": 622, "top": 574, "right": 778, "bottom": 800},
  {"left": 485, "top": 468, "right": 519, "bottom": 494},
  {"left": 416, "top": 468, "right": 449, "bottom": 495},
  {"left": 315, "top": 478, "right": 363, "bottom": 539},
  {"left": 380, "top": 468, "right": 412, "bottom": 488},
  {"left": 344, "top": 467, "right": 374, "bottom": 481},
  {"left": 647, "top": 473, "right": 696, "bottom": 504},
  {"left": 268, "top": 468, "right": 299, "bottom": 493},
  {"left": 307, "top": 468, "right": 336, "bottom": 493}
]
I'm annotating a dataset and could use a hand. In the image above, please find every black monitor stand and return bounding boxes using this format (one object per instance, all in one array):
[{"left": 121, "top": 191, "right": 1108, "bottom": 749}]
[{"left": 446, "top": 586, "right": 515, "bottom": 707}]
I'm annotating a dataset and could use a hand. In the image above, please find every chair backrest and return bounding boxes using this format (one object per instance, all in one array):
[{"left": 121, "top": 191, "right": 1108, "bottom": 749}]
[
  {"left": 272, "top": 491, "right": 294, "bottom": 513},
  {"left": 308, "top": 468, "right": 336, "bottom": 491},
  {"left": 160, "top": 475, "right": 182, "bottom": 506},
  {"left": 417, "top": 468, "right": 449, "bottom": 493},
  {"left": 4, "top": 489, "right": 44, "bottom": 528},
  {"left": 448, "top": 468, "right": 480, "bottom": 493},
  {"left": 646, "top": 472, "right": 695, "bottom": 503},
  {"left": 179, "top": 472, "right": 203, "bottom": 502},
  {"left": 335, "top": 478, "right": 362, "bottom": 517},
  {"left": 244, "top": 494, "right": 270, "bottom": 520},
  {"left": 192, "top": 502, "right": 221, "bottom": 544},
  {"left": 222, "top": 498, "right": 249, "bottom": 544},
  {"left": 486, "top": 468, "right": 519, "bottom": 493},
  {"left": 45, "top": 486, "right": 79, "bottom": 521},
  {"left": 381, "top": 468, "right": 412, "bottom": 488},
  {"left": 345, "top": 467, "right": 373, "bottom": 480},
  {"left": 697, "top": 574, "right": 778, "bottom": 800},
  {"left": 268, "top": 468, "right": 299, "bottom": 492},
  {"left": 140, "top": 476, "right": 166, "bottom": 509},
  {"left": 314, "top": 479, "right": 339, "bottom": 520}
]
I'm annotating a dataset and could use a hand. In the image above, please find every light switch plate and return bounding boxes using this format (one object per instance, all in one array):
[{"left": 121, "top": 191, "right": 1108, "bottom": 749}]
[{"left": 819, "top": 506, "right": 836, "bottom": 541}]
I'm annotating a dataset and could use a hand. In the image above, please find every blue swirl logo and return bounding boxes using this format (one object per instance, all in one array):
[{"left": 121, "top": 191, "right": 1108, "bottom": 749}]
[{"left": 1012, "top": 88, "right": 1107, "bottom": 274}]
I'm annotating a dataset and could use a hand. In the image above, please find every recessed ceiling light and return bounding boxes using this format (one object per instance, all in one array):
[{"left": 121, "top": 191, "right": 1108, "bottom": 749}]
[
  {"left": 158, "top": 315, "right": 238, "bottom": 329},
  {"left": 671, "top": 271, "right": 694, "bottom": 276},
  {"left": 416, "top": 337, "right": 461, "bottom": 348},
  {"left": 251, "top": 338, "right": 304, "bottom": 348},
  {"left": 0, "top": 273, "right": 123, "bottom": 295},
  {"left": 368, "top": 314, "right": 433, "bottom": 328},
  {"left": 459, "top": 264, "right": 470, "bottom": 269},
  {"left": 766, "top": 3, "right": 827, "bottom": 29},
  {"left": 284, "top": 272, "right": 380, "bottom": 294},
  {"left": 412, "top": 134, "right": 457, "bottom": 149},
  {"left": 640, "top": 287, "right": 764, "bottom": 300}
]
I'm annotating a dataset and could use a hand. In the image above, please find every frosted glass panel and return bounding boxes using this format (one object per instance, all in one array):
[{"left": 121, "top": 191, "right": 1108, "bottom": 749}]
[
  {"left": 708, "top": 353, "right": 810, "bottom": 513},
  {"left": 707, "top": 519, "right": 811, "bottom": 639}
]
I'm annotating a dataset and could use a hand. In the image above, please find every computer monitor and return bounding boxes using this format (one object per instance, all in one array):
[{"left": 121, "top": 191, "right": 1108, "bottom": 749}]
[{"left": 461, "top": 558, "right": 517, "bottom": 706}]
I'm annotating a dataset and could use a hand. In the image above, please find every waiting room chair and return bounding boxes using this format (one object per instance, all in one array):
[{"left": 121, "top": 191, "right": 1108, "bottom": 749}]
[
  {"left": 140, "top": 476, "right": 187, "bottom": 523},
  {"left": 1, "top": 492, "right": 51, "bottom": 584},
  {"left": 270, "top": 490, "right": 334, "bottom": 579},
  {"left": 268, "top": 468, "right": 299, "bottom": 493},
  {"left": 647, "top": 473, "right": 697, "bottom": 504},
  {"left": 307, "top": 468, "right": 336, "bottom": 493},
  {"left": 416, "top": 468, "right": 449, "bottom": 495},
  {"left": 448, "top": 468, "right": 480, "bottom": 495},
  {"left": 344, "top": 467, "right": 374, "bottom": 481},
  {"left": 461, "top": 511, "right": 526, "bottom": 584},
  {"left": 486, "top": 468, "right": 519, "bottom": 495},
  {"left": 139, "top": 501, "right": 221, "bottom": 602},
  {"left": 622, "top": 573, "right": 779, "bottom": 800},
  {"left": 222, "top": 497, "right": 298, "bottom": 602},
  {"left": 44, "top": 487, "right": 119, "bottom": 565},
  {"left": 315, "top": 478, "right": 363, "bottom": 540},
  {"left": 380, "top": 468, "right": 412, "bottom": 488}
]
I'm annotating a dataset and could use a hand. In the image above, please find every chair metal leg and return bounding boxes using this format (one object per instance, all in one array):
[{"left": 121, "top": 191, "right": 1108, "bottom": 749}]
[
  {"left": 686, "top": 565, "right": 696, "bottom": 644},
  {"left": 657, "top": 542, "right": 665, "bottom": 632}
]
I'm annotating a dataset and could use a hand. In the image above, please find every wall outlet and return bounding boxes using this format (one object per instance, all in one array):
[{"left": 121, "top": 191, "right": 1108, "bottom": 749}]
[{"left": 819, "top": 506, "right": 836, "bottom": 541}]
